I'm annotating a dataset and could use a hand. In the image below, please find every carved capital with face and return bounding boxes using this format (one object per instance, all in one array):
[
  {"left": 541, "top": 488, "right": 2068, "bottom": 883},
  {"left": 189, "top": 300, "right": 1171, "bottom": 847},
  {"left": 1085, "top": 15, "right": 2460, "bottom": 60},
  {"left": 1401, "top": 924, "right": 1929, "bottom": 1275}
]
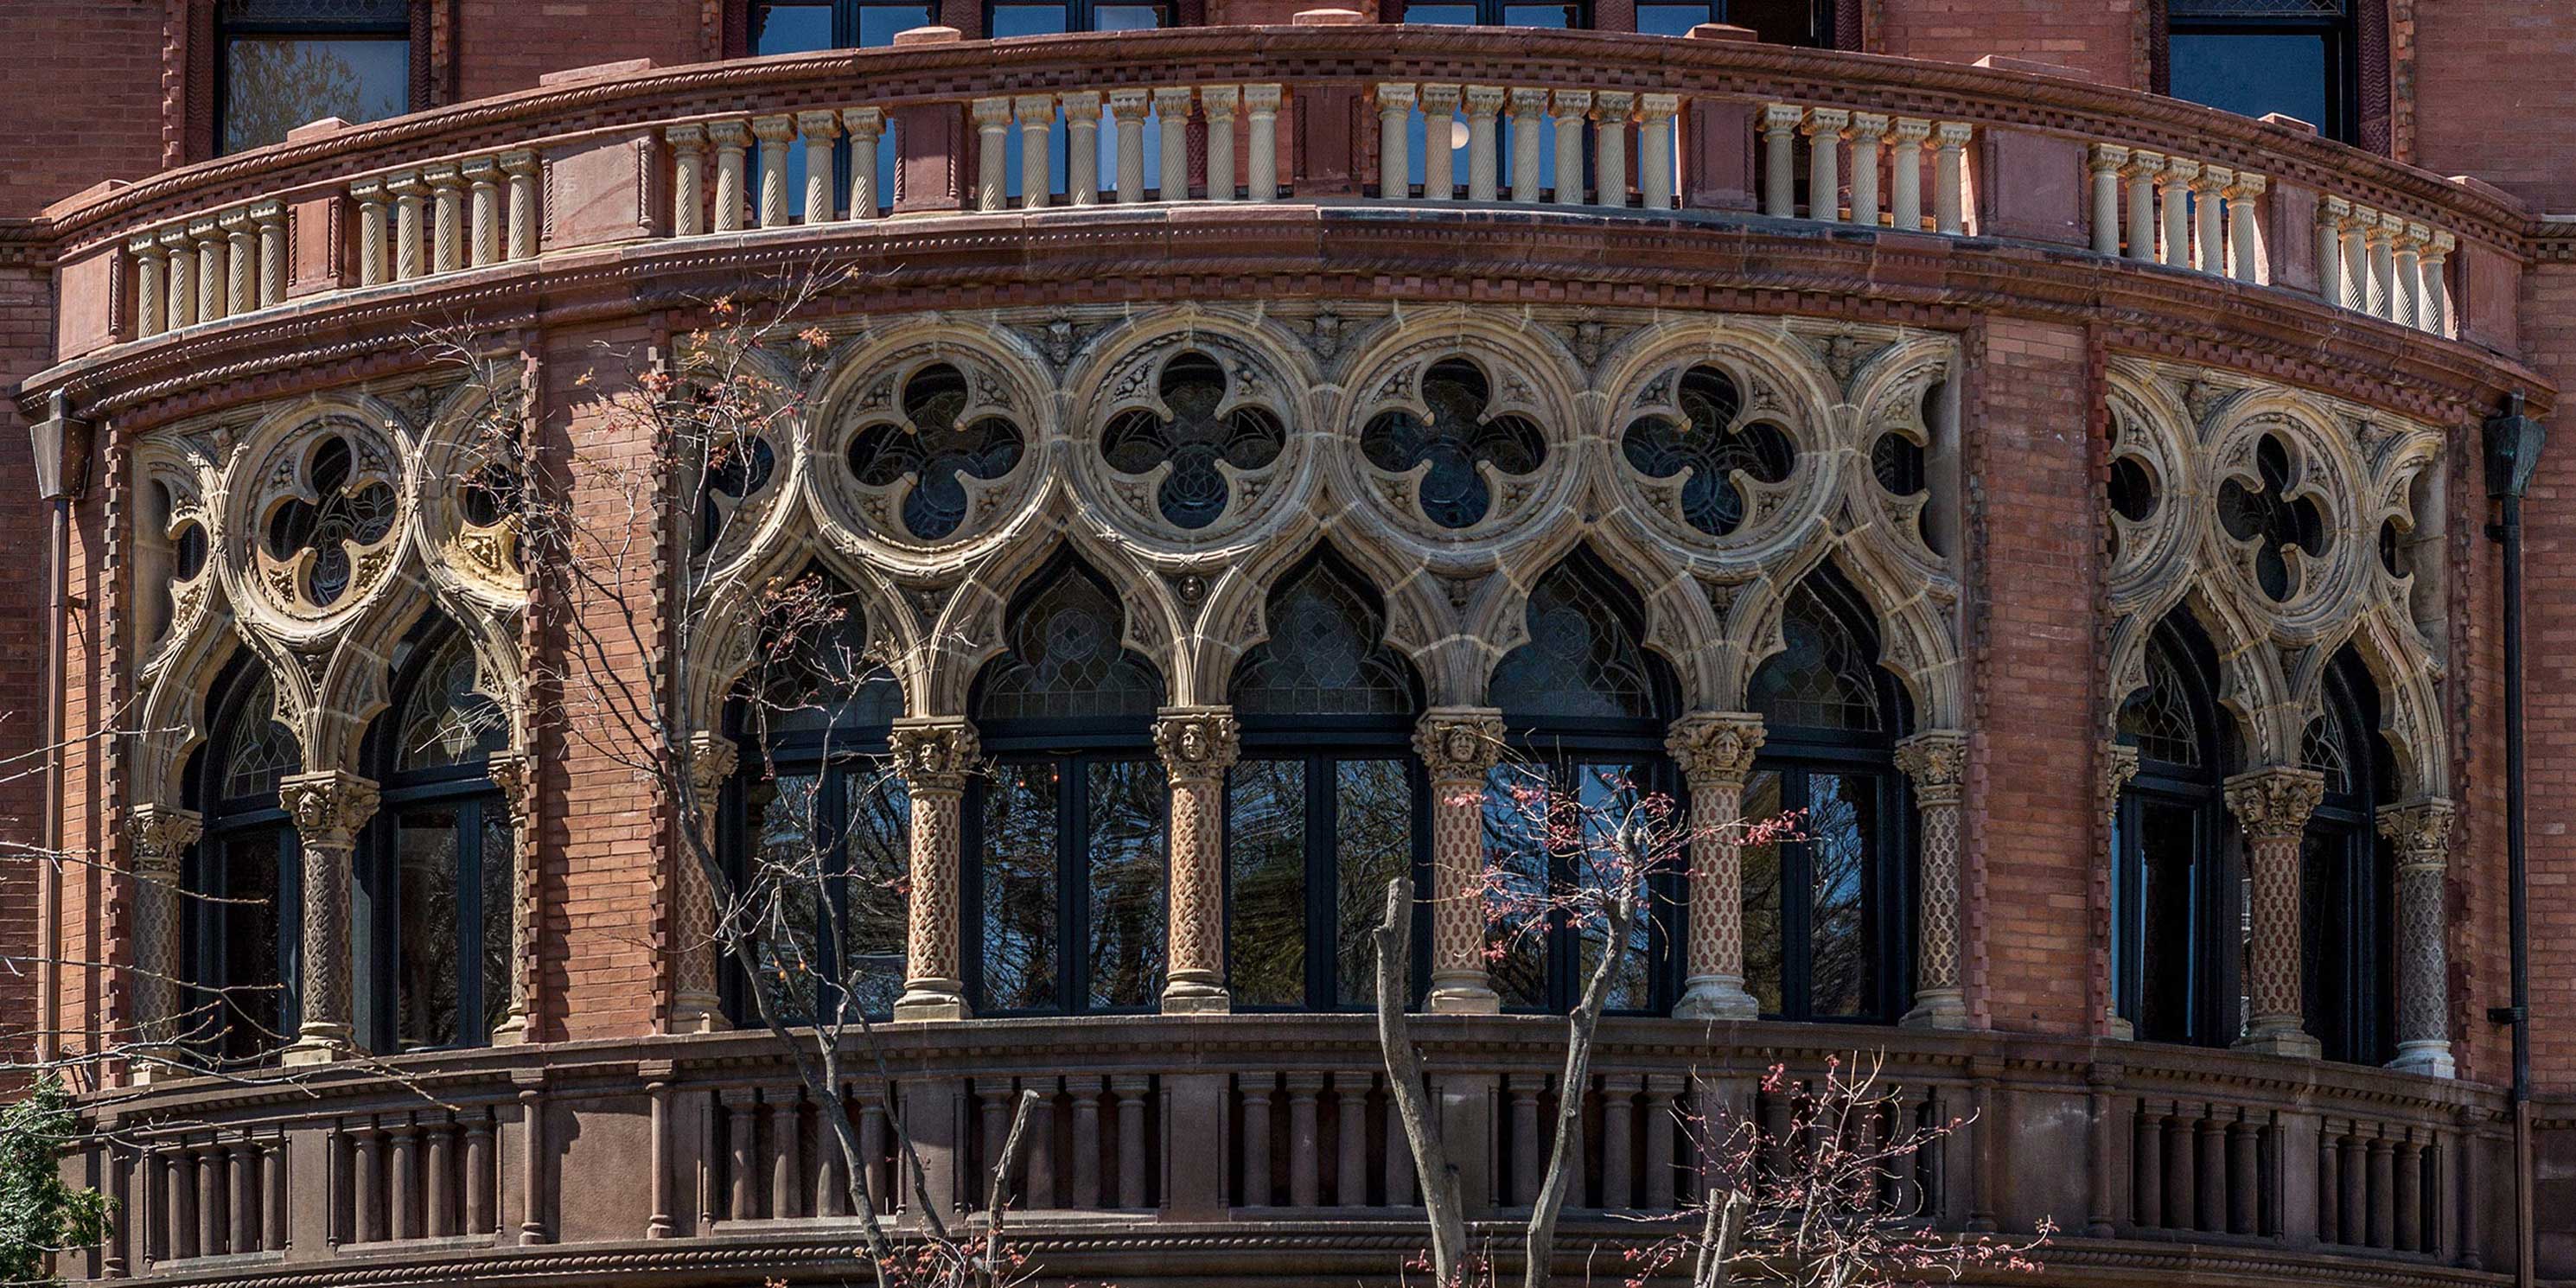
[
  {"left": 279, "top": 770, "right": 380, "bottom": 851},
  {"left": 889, "top": 717, "right": 980, "bottom": 794},
  {"left": 2223, "top": 765, "right": 2326, "bottom": 841},
  {"left": 1414, "top": 708, "right": 1507, "bottom": 784},
  {"left": 1666, "top": 711, "right": 1766, "bottom": 790},
  {"left": 1153, "top": 707, "right": 1240, "bottom": 782}
]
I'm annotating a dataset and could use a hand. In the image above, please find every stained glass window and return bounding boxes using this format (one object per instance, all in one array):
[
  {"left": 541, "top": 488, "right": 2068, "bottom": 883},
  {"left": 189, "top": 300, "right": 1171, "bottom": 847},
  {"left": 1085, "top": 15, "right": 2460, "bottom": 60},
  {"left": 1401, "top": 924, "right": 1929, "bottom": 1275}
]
[
  {"left": 975, "top": 562, "right": 1165, "bottom": 724},
  {"left": 1100, "top": 353, "right": 1285, "bottom": 530},
  {"left": 846, "top": 365, "right": 1025, "bottom": 542},
  {"left": 394, "top": 634, "right": 507, "bottom": 771},
  {"left": 1750, "top": 581, "right": 1884, "bottom": 732},
  {"left": 1622, "top": 367, "right": 1795, "bottom": 537},
  {"left": 2120, "top": 628, "right": 2208, "bottom": 769},
  {"left": 1231, "top": 559, "right": 1419, "bottom": 718},
  {"left": 1490, "top": 562, "right": 1661, "bottom": 723}
]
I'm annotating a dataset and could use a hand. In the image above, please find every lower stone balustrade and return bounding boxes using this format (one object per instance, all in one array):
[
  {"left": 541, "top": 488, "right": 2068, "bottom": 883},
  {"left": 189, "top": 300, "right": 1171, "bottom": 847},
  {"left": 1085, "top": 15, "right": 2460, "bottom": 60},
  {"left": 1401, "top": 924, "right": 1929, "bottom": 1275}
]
[{"left": 1760, "top": 104, "right": 1973, "bottom": 233}]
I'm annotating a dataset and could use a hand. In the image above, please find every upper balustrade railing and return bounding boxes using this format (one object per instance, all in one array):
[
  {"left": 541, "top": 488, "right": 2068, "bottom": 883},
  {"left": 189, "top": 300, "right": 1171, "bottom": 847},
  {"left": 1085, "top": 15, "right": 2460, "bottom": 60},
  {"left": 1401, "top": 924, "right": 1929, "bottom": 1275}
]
[{"left": 40, "top": 23, "right": 2538, "bottom": 367}]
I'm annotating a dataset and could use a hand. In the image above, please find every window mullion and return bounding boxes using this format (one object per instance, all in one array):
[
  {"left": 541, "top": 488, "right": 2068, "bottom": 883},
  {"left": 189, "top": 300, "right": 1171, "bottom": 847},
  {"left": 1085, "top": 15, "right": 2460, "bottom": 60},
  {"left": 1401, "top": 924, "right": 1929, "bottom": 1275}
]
[
  {"left": 1062, "top": 754, "right": 1087, "bottom": 1013},
  {"left": 1307, "top": 752, "right": 1336, "bottom": 1011}
]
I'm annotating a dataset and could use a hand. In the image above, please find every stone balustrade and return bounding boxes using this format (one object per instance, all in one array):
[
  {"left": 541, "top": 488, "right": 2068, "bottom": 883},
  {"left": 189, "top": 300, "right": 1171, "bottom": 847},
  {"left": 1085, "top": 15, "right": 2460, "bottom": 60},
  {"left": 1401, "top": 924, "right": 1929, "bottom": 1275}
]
[{"left": 1760, "top": 104, "right": 1973, "bottom": 233}]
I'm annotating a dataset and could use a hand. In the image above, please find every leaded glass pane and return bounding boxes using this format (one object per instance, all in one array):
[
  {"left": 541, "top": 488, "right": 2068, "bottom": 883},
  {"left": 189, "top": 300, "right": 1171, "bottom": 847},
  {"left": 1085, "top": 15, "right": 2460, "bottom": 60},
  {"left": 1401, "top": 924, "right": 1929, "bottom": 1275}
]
[
  {"left": 263, "top": 436, "right": 398, "bottom": 606},
  {"left": 1231, "top": 562, "right": 1418, "bottom": 719},
  {"left": 1748, "top": 583, "right": 1883, "bottom": 731},
  {"left": 846, "top": 365, "right": 1025, "bottom": 541},
  {"left": 395, "top": 807, "right": 463, "bottom": 1049},
  {"left": 981, "top": 762, "right": 1060, "bottom": 1010},
  {"left": 1572, "top": 764, "right": 1654, "bottom": 1011},
  {"left": 1336, "top": 759, "right": 1413, "bottom": 1007},
  {"left": 1807, "top": 775, "right": 1875, "bottom": 1018},
  {"left": 1087, "top": 760, "right": 1166, "bottom": 1009},
  {"left": 396, "top": 634, "right": 507, "bottom": 771},
  {"left": 2120, "top": 631, "right": 2205, "bottom": 769},
  {"left": 2216, "top": 435, "right": 2328, "bottom": 603},
  {"left": 219, "top": 674, "right": 302, "bottom": 801},
  {"left": 1361, "top": 360, "right": 1546, "bottom": 530},
  {"left": 1622, "top": 367, "right": 1795, "bottom": 537},
  {"left": 1228, "top": 759, "right": 1307, "bottom": 1008},
  {"left": 2302, "top": 716, "right": 2353, "bottom": 795},
  {"left": 745, "top": 577, "right": 902, "bottom": 737},
  {"left": 1740, "top": 769, "right": 1784, "bottom": 1017},
  {"left": 1100, "top": 353, "right": 1285, "bottom": 530},
  {"left": 1489, "top": 564, "right": 1658, "bottom": 722},
  {"left": 975, "top": 566, "right": 1164, "bottom": 723}
]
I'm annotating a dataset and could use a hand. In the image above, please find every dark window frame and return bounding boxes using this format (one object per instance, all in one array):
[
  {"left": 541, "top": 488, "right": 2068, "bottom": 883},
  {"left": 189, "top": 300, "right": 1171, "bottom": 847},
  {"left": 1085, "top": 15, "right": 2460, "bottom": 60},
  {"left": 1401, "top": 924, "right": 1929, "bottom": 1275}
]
[
  {"left": 2299, "top": 649, "right": 2395, "bottom": 1066},
  {"left": 214, "top": 0, "right": 416, "bottom": 156},
  {"left": 1397, "top": 0, "right": 1592, "bottom": 27},
  {"left": 2111, "top": 615, "right": 2243, "bottom": 1049},
  {"left": 2161, "top": 0, "right": 2360, "bottom": 143},
  {"left": 1221, "top": 734, "right": 1433, "bottom": 1012},
  {"left": 717, "top": 719, "right": 905, "bottom": 1025},
  {"left": 982, "top": 0, "right": 1174, "bottom": 35},
  {"left": 749, "top": 0, "right": 940, "bottom": 48},
  {"left": 185, "top": 658, "right": 305, "bottom": 1067}
]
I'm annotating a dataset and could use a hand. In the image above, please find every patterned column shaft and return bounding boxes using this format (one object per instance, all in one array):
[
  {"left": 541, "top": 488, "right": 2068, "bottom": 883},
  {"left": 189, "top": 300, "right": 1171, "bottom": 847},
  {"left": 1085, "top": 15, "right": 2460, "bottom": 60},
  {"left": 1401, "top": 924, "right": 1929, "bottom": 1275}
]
[
  {"left": 127, "top": 807, "right": 202, "bottom": 1067},
  {"left": 501, "top": 150, "right": 540, "bottom": 258},
  {"left": 673, "top": 734, "right": 736, "bottom": 1033},
  {"left": 485, "top": 753, "right": 538, "bottom": 1043},
  {"left": 844, "top": 109, "right": 886, "bottom": 219},
  {"left": 1417, "top": 709, "right": 1506, "bottom": 1014},
  {"left": 1376, "top": 83, "right": 1414, "bottom": 200},
  {"left": 2378, "top": 800, "right": 2456, "bottom": 1076},
  {"left": 427, "top": 163, "right": 464, "bottom": 274},
  {"left": 2224, "top": 766, "right": 2324, "bottom": 1055},
  {"left": 1156, "top": 708, "right": 1240, "bottom": 1013},
  {"left": 279, "top": 771, "right": 379, "bottom": 1062},
  {"left": 752, "top": 114, "right": 795, "bottom": 226},
  {"left": 1153, "top": 86, "right": 1191, "bottom": 198},
  {"left": 891, "top": 718, "right": 979, "bottom": 1021},
  {"left": 128, "top": 236, "right": 164, "bottom": 339},
  {"left": 2097, "top": 743, "right": 2139, "bottom": 1036},
  {"left": 1897, "top": 730, "right": 1969, "bottom": 1028},
  {"left": 666, "top": 126, "right": 707, "bottom": 238},
  {"left": 1668, "top": 713, "right": 1764, "bottom": 1020},
  {"left": 709, "top": 121, "right": 750, "bottom": 233}
]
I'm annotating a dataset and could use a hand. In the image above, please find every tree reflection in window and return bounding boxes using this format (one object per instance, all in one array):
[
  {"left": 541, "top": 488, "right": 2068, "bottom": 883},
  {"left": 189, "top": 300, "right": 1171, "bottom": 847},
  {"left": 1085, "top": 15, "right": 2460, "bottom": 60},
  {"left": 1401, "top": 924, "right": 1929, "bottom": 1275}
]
[
  {"left": 846, "top": 364, "right": 1026, "bottom": 541},
  {"left": 1622, "top": 366, "right": 1795, "bottom": 537},
  {"left": 2298, "top": 647, "right": 2393, "bottom": 1065},
  {"left": 1361, "top": 359, "right": 1546, "bottom": 529},
  {"left": 1100, "top": 352, "right": 1285, "bottom": 530},
  {"left": 191, "top": 661, "right": 303, "bottom": 1063},
  {"left": 1744, "top": 569, "right": 1906, "bottom": 1023},
  {"left": 969, "top": 555, "right": 1167, "bottom": 1014}
]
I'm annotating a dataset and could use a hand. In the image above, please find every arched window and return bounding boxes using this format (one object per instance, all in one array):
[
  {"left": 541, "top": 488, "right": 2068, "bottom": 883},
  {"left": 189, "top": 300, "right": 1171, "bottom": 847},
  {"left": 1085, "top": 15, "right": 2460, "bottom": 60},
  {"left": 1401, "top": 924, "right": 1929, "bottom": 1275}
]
[
  {"left": 721, "top": 571, "right": 909, "bottom": 1023},
  {"left": 967, "top": 554, "right": 1168, "bottom": 1014},
  {"left": 1225, "top": 552, "right": 1426, "bottom": 1011},
  {"left": 2112, "top": 612, "right": 2237, "bottom": 1046},
  {"left": 357, "top": 621, "right": 513, "bottom": 1052},
  {"left": 2300, "top": 647, "right": 2394, "bottom": 1064},
  {"left": 1743, "top": 570, "right": 1912, "bottom": 1023},
  {"left": 186, "top": 657, "right": 304, "bottom": 1063},
  {"left": 1485, "top": 551, "right": 1682, "bottom": 1014}
]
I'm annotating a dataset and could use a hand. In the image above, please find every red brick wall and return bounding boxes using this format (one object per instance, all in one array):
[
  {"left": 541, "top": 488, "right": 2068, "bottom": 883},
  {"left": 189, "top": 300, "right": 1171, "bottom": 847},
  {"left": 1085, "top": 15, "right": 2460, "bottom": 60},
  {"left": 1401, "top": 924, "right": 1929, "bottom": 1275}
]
[
  {"left": 453, "top": 1, "right": 705, "bottom": 104},
  {"left": 2506, "top": 258, "right": 2576, "bottom": 1090},
  {"left": 2412, "top": 0, "right": 2576, "bottom": 211},
  {"left": 1960, "top": 316, "right": 2102, "bottom": 1035},
  {"left": 0, "top": 1, "right": 163, "bottom": 220},
  {"left": 0, "top": 260, "right": 51, "bottom": 1064},
  {"left": 1872, "top": 0, "right": 2144, "bottom": 89}
]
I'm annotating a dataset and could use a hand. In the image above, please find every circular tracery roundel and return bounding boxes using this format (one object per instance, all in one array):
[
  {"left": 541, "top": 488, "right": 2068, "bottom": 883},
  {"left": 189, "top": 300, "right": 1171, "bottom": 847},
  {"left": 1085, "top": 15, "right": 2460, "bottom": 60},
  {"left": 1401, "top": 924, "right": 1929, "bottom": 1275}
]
[
  {"left": 2216, "top": 430, "right": 2329, "bottom": 604},
  {"left": 1619, "top": 365, "right": 1795, "bottom": 538},
  {"left": 1100, "top": 351, "right": 1287, "bottom": 532},
  {"left": 246, "top": 421, "right": 403, "bottom": 617},
  {"left": 1358, "top": 357, "right": 1546, "bottom": 532},
  {"left": 845, "top": 362, "right": 1027, "bottom": 543}
]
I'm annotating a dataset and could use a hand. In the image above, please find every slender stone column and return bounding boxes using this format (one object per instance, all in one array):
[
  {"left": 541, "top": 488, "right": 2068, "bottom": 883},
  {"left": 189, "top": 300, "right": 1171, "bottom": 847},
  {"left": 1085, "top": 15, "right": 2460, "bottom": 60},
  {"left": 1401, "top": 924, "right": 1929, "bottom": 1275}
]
[
  {"left": 2190, "top": 164, "right": 2228, "bottom": 274},
  {"left": 2368, "top": 213, "right": 2401, "bottom": 321},
  {"left": 1592, "top": 91, "right": 1633, "bottom": 208},
  {"left": 1156, "top": 707, "right": 1240, "bottom": 1014},
  {"left": 2158, "top": 157, "right": 2197, "bottom": 268},
  {"left": 464, "top": 156, "right": 501, "bottom": 266},
  {"left": 745, "top": 114, "right": 792, "bottom": 226},
  {"left": 1897, "top": 730, "right": 1970, "bottom": 1029},
  {"left": 1420, "top": 84, "right": 1460, "bottom": 200},
  {"left": 1667, "top": 712, "right": 1765, "bottom": 1021},
  {"left": 2315, "top": 195, "right": 2349, "bottom": 309},
  {"left": 971, "top": 98, "right": 1012, "bottom": 212},
  {"left": 1418, "top": 708, "right": 1506, "bottom": 1014},
  {"left": 1153, "top": 86, "right": 1191, "bottom": 198},
  {"left": 2123, "top": 150, "right": 2165, "bottom": 261},
  {"left": 890, "top": 717, "right": 979, "bottom": 1022},
  {"left": 2097, "top": 743, "right": 2139, "bottom": 1039},
  {"left": 220, "top": 207, "right": 256, "bottom": 315},
  {"left": 2394, "top": 221, "right": 2429, "bottom": 329},
  {"left": 189, "top": 218, "right": 226, "bottom": 322},
  {"left": 129, "top": 235, "right": 166, "bottom": 339},
  {"left": 791, "top": 112, "right": 840, "bottom": 223},
  {"left": 252, "top": 201, "right": 286, "bottom": 306},
  {"left": 842, "top": 109, "right": 885, "bottom": 220},
  {"left": 1802, "top": 107, "right": 1847, "bottom": 220},
  {"left": 1932, "top": 122, "right": 1972, "bottom": 233},
  {"left": 1244, "top": 84, "right": 1282, "bottom": 201},
  {"left": 426, "top": 163, "right": 464, "bottom": 273},
  {"left": 708, "top": 120, "right": 751, "bottom": 232},
  {"left": 127, "top": 805, "right": 202, "bottom": 1081},
  {"left": 1061, "top": 93, "right": 1100, "bottom": 206},
  {"left": 1110, "top": 89, "right": 1150, "bottom": 203},
  {"left": 2340, "top": 203, "right": 2370, "bottom": 312},
  {"left": 671, "top": 733, "right": 734, "bottom": 1035},
  {"left": 484, "top": 752, "right": 538, "bottom": 1044},
  {"left": 1375, "top": 82, "right": 1415, "bottom": 200},
  {"left": 1639, "top": 93, "right": 1680, "bottom": 210},
  {"left": 2224, "top": 766, "right": 2324, "bottom": 1058},
  {"left": 501, "top": 150, "right": 539, "bottom": 258},
  {"left": 1014, "top": 94, "right": 1054, "bottom": 209},
  {"left": 2088, "top": 143, "right": 2126, "bottom": 256},
  {"left": 2377, "top": 799, "right": 2456, "bottom": 1077},
  {"left": 2420, "top": 231, "right": 2455, "bottom": 337},
  {"left": 1846, "top": 112, "right": 1886, "bottom": 226},
  {"left": 160, "top": 226, "right": 195, "bottom": 329},
  {"left": 666, "top": 125, "right": 708, "bottom": 238},
  {"left": 1464, "top": 86, "right": 1505, "bottom": 202},
  {"left": 1202, "top": 85, "right": 1239, "bottom": 200},
  {"left": 1889, "top": 117, "right": 1929, "bottom": 230},
  {"left": 351, "top": 178, "right": 391, "bottom": 284},
  {"left": 278, "top": 770, "right": 380, "bottom": 1064},
  {"left": 1549, "top": 90, "right": 1589, "bottom": 205},
  {"left": 390, "top": 170, "right": 430, "bottom": 279},
  {"left": 2223, "top": 171, "right": 2265, "bottom": 282},
  {"left": 1508, "top": 87, "right": 1548, "bottom": 203},
  {"left": 1761, "top": 104, "right": 1801, "bottom": 219}
]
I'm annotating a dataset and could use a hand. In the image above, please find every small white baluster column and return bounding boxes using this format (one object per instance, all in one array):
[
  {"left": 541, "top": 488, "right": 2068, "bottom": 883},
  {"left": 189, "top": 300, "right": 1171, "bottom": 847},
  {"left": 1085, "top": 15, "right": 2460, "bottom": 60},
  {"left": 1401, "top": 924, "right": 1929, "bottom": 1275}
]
[
  {"left": 2224, "top": 171, "right": 2265, "bottom": 283},
  {"left": 260, "top": 198, "right": 294, "bottom": 305},
  {"left": 2394, "top": 220, "right": 2428, "bottom": 329},
  {"left": 1420, "top": 84, "right": 1460, "bottom": 200},
  {"left": 2341, "top": 204, "right": 2371, "bottom": 312},
  {"left": 220, "top": 207, "right": 256, "bottom": 315},
  {"left": 1245, "top": 85, "right": 1282, "bottom": 201},
  {"left": 1761, "top": 103, "right": 1801, "bottom": 219},
  {"left": 1638, "top": 93, "right": 1679, "bottom": 210},
  {"left": 2420, "top": 231, "right": 2454, "bottom": 337},
  {"left": 190, "top": 218, "right": 226, "bottom": 322},
  {"left": 1847, "top": 112, "right": 1886, "bottom": 226},
  {"left": 1154, "top": 86, "right": 1192, "bottom": 199},
  {"left": 796, "top": 110, "right": 841, "bottom": 222},
  {"left": 1803, "top": 107, "right": 1847, "bottom": 220},
  {"left": 2157, "top": 158, "right": 2195, "bottom": 267},
  {"left": 351, "top": 177, "right": 390, "bottom": 284},
  {"left": 427, "top": 163, "right": 464, "bottom": 272},
  {"left": 1933, "top": 122, "right": 1971, "bottom": 234},
  {"left": 1377, "top": 82, "right": 1416, "bottom": 199},
  {"left": 2369, "top": 212, "right": 2400, "bottom": 320},
  {"left": 752, "top": 115, "right": 795, "bottom": 226},
  {"left": 464, "top": 156, "right": 501, "bottom": 266},
  {"left": 1508, "top": 87, "right": 1547, "bottom": 203},
  {"left": 2088, "top": 144, "right": 2126, "bottom": 255},
  {"left": 844, "top": 108, "right": 884, "bottom": 219},
  {"left": 129, "top": 235, "right": 165, "bottom": 339},
  {"left": 501, "top": 150, "right": 539, "bottom": 257},
  {"left": 708, "top": 121, "right": 750, "bottom": 232},
  {"left": 1464, "top": 86, "right": 1505, "bottom": 201},
  {"left": 1202, "top": 85, "right": 1239, "bottom": 200},
  {"left": 1889, "top": 117, "right": 1929, "bottom": 230},
  {"left": 1550, "top": 90, "right": 1589, "bottom": 205},
  {"left": 1015, "top": 93, "right": 1055, "bottom": 210},
  {"left": 2315, "top": 196, "right": 2349, "bottom": 311},
  {"left": 161, "top": 226, "right": 195, "bottom": 328},
  {"left": 667, "top": 125, "right": 707, "bottom": 237},
  {"left": 1062, "top": 93, "right": 1101, "bottom": 206},
  {"left": 1592, "top": 91, "right": 1632, "bottom": 209},
  {"left": 2126, "top": 150, "right": 2165, "bottom": 261},
  {"left": 2190, "top": 163, "right": 2227, "bottom": 273},
  {"left": 1110, "top": 89, "right": 1150, "bottom": 203},
  {"left": 971, "top": 97, "right": 1012, "bottom": 212},
  {"left": 391, "top": 169, "right": 430, "bottom": 279}
]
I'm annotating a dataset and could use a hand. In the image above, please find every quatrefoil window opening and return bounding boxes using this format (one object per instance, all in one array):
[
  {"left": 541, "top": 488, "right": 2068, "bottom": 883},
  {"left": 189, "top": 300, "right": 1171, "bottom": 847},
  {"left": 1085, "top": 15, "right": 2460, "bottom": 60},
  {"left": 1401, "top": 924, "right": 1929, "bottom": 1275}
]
[
  {"left": 1619, "top": 366, "right": 1794, "bottom": 538},
  {"left": 2216, "top": 432, "right": 2328, "bottom": 603},
  {"left": 1099, "top": 352, "right": 1285, "bottom": 531},
  {"left": 2377, "top": 519, "right": 2404, "bottom": 578},
  {"left": 1360, "top": 359, "right": 1546, "bottom": 530},
  {"left": 460, "top": 461, "right": 527, "bottom": 572},
  {"left": 845, "top": 363, "right": 1026, "bottom": 542},
  {"left": 696, "top": 431, "right": 777, "bottom": 552},
  {"left": 262, "top": 434, "right": 396, "bottom": 608}
]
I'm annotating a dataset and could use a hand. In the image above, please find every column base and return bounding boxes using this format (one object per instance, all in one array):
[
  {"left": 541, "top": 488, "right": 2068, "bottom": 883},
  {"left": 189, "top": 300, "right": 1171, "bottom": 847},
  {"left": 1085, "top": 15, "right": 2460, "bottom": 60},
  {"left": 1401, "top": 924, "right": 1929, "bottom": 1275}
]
[
  {"left": 2386, "top": 1040, "right": 2455, "bottom": 1080},
  {"left": 2233, "top": 1020, "right": 2321, "bottom": 1060},
  {"left": 2106, "top": 1013, "right": 2135, "bottom": 1042},
  {"left": 1898, "top": 987, "right": 1971, "bottom": 1030},
  {"left": 281, "top": 1024, "right": 349, "bottom": 1067},
  {"left": 1674, "top": 976, "right": 1759, "bottom": 1021},
  {"left": 893, "top": 982, "right": 972, "bottom": 1023},
  {"left": 488, "top": 1009, "right": 532, "bottom": 1046},
  {"left": 668, "top": 992, "right": 730, "bottom": 1035},
  {"left": 1161, "top": 975, "right": 1231, "bottom": 1015},
  {"left": 1425, "top": 977, "right": 1501, "bottom": 1015}
]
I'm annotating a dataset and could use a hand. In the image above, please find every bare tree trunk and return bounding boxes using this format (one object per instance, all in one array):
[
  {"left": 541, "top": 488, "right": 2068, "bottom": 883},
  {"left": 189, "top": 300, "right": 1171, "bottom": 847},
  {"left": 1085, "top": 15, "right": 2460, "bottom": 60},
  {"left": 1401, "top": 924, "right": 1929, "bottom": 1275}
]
[
  {"left": 1374, "top": 876, "right": 1468, "bottom": 1283},
  {"left": 978, "top": 1090, "right": 1041, "bottom": 1288},
  {"left": 1692, "top": 1188, "right": 1744, "bottom": 1288},
  {"left": 1522, "top": 891, "right": 1634, "bottom": 1288}
]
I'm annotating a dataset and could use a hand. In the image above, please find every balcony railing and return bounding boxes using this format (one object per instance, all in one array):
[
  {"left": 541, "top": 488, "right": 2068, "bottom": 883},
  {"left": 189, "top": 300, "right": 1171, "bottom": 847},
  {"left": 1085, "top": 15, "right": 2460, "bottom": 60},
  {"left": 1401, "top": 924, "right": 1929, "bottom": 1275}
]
[
  {"left": 41, "top": 24, "right": 2533, "bottom": 367},
  {"left": 63, "top": 1017, "right": 2535, "bottom": 1285}
]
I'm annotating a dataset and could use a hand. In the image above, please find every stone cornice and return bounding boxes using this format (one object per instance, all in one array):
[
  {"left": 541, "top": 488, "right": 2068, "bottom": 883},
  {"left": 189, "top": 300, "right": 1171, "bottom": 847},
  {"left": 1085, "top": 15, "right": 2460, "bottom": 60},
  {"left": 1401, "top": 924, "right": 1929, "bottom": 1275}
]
[{"left": 26, "top": 206, "right": 2549, "bottom": 433}]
